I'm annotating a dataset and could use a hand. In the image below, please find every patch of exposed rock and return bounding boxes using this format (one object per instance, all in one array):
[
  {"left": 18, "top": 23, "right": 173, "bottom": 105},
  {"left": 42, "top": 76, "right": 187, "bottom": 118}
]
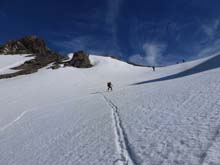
[
  {"left": 64, "top": 51, "right": 92, "bottom": 68},
  {"left": 0, "top": 36, "right": 67, "bottom": 79},
  {"left": 0, "top": 36, "right": 51, "bottom": 54}
]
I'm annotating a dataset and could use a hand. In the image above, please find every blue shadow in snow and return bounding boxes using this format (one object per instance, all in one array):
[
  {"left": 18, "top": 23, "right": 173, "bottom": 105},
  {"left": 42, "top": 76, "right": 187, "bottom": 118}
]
[{"left": 132, "top": 54, "right": 220, "bottom": 86}]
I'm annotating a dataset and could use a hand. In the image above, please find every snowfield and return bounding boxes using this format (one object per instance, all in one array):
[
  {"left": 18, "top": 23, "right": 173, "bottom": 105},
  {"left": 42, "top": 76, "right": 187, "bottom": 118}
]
[
  {"left": 0, "top": 53, "right": 220, "bottom": 165},
  {"left": 0, "top": 54, "right": 33, "bottom": 74}
]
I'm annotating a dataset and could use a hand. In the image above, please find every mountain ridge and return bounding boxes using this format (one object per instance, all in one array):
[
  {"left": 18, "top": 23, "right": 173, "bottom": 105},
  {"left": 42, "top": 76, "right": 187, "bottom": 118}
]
[{"left": 0, "top": 36, "right": 67, "bottom": 79}]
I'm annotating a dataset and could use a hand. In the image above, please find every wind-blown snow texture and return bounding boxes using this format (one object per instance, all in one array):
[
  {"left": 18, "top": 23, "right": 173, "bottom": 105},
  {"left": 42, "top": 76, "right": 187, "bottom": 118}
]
[{"left": 0, "top": 53, "right": 220, "bottom": 165}]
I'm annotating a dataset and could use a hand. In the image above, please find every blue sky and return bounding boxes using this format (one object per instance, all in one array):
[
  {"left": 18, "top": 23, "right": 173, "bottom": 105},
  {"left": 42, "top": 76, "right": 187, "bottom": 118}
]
[{"left": 0, "top": 0, "right": 220, "bottom": 65}]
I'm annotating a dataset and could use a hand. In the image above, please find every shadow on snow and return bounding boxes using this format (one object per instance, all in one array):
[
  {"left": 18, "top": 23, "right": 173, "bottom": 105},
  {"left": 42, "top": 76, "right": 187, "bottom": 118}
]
[{"left": 132, "top": 54, "right": 220, "bottom": 86}]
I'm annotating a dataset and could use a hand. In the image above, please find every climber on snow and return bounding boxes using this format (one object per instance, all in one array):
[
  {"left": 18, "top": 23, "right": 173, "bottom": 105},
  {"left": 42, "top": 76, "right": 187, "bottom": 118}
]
[{"left": 107, "top": 82, "right": 113, "bottom": 91}]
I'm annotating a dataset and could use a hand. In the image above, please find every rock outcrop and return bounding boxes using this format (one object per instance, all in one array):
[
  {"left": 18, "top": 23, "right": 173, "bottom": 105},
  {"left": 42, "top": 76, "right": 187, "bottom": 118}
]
[
  {"left": 0, "top": 36, "right": 51, "bottom": 55},
  {"left": 65, "top": 51, "right": 92, "bottom": 68},
  {"left": 0, "top": 36, "right": 67, "bottom": 79}
]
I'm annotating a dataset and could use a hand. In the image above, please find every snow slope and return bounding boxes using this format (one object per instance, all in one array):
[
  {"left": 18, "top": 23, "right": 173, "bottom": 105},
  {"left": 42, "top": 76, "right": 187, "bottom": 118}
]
[
  {"left": 0, "top": 54, "right": 220, "bottom": 165},
  {"left": 0, "top": 54, "right": 33, "bottom": 74}
]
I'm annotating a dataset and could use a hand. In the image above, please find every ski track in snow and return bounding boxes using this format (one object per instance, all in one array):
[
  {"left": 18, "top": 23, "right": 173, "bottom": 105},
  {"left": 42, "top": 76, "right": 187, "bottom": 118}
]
[
  {"left": 99, "top": 93, "right": 136, "bottom": 165},
  {"left": 0, "top": 111, "right": 28, "bottom": 132}
]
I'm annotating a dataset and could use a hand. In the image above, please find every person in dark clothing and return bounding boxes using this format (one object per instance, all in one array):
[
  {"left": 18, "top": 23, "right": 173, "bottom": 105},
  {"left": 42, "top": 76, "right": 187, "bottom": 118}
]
[
  {"left": 107, "top": 82, "right": 113, "bottom": 91},
  {"left": 152, "top": 66, "right": 155, "bottom": 71}
]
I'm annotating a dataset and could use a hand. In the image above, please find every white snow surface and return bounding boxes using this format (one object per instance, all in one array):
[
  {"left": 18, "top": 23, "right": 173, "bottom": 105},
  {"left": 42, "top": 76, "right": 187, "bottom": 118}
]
[
  {"left": 0, "top": 53, "right": 220, "bottom": 165},
  {"left": 0, "top": 54, "right": 34, "bottom": 74}
]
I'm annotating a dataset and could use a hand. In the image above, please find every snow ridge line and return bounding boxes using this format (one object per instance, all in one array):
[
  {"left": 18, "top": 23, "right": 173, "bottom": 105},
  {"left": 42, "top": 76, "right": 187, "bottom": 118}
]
[
  {"left": 100, "top": 93, "right": 136, "bottom": 165},
  {"left": 0, "top": 111, "right": 28, "bottom": 132}
]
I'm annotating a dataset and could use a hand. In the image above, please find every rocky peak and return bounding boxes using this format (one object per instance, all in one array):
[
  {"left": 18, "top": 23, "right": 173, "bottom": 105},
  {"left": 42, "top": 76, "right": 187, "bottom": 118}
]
[
  {"left": 0, "top": 36, "right": 67, "bottom": 79},
  {"left": 0, "top": 35, "right": 50, "bottom": 55}
]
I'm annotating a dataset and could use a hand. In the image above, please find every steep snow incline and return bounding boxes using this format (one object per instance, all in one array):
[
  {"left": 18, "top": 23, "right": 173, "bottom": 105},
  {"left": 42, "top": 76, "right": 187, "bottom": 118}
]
[
  {"left": 0, "top": 54, "right": 220, "bottom": 164},
  {"left": 0, "top": 54, "right": 33, "bottom": 74}
]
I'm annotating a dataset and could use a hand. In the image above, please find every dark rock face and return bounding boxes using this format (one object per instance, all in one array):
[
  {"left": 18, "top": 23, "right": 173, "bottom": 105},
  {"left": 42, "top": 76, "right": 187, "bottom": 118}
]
[
  {"left": 0, "top": 36, "right": 67, "bottom": 79},
  {"left": 65, "top": 51, "right": 92, "bottom": 68},
  {"left": 0, "top": 36, "right": 50, "bottom": 55}
]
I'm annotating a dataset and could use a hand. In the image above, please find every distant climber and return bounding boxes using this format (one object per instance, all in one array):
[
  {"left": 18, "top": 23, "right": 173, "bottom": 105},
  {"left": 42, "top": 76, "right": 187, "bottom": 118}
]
[
  {"left": 182, "top": 59, "right": 185, "bottom": 63},
  {"left": 152, "top": 66, "right": 155, "bottom": 71},
  {"left": 107, "top": 82, "right": 113, "bottom": 91}
]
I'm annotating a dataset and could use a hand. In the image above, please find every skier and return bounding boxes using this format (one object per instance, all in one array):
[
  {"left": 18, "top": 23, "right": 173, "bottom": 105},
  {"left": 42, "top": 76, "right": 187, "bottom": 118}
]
[
  {"left": 152, "top": 66, "right": 155, "bottom": 71},
  {"left": 107, "top": 82, "right": 113, "bottom": 91}
]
